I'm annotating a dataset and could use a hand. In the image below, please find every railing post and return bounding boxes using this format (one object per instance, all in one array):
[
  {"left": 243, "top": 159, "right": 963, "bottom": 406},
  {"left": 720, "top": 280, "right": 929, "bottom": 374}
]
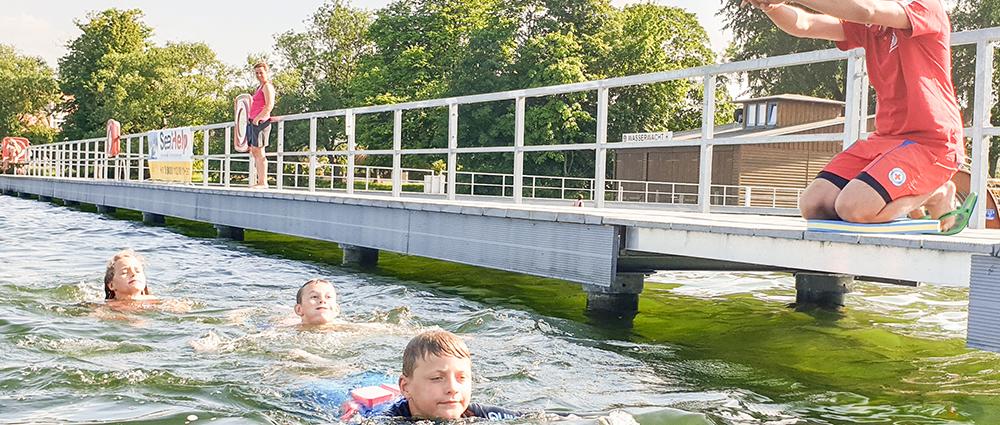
[
  {"left": 514, "top": 97, "right": 525, "bottom": 203},
  {"left": 595, "top": 87, "right": 609, "bottom": 208},
  {"left": 138, "top": 136, "right": 145, "bottom": 181},
  {"left": 393, "top": 110, "right": 403, "bottom": 198},
  {"left": 125, "top": 138, "right": 132, "bottom": 181},
  {"left": 447, "top": 103, "right": 458, "bottom": 200},
  {"left": 843, "top": 50, "right": 865, "bottom": 149},
  {"left": 970, "top": 40, "right": 995, "bottom": 229},
  {"left": 744, "top": 186, "right": 752, "bottom": 207},
  {"left": 277, "top": 120, "right": 285, "bottom": 190},
  {"left": 346, "top": 110, "right": 356, "bottom": 194},
  {"left": 202, "top": 129, "right": 210, "bottom": 187},
  {"left": 698, "top": 74, "right": 716, "bottom": 212},
  {"left": 224, "top": 126, "right": 231, "bottom": 187},
  {"left": 309, "top": 117, "right": 317, "bottom": 192}
]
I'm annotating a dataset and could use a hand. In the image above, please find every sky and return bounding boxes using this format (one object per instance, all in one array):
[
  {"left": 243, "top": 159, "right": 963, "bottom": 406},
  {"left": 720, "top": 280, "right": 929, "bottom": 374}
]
[{"left": 0, "top": 0, "right": 732, "bottom": 70}]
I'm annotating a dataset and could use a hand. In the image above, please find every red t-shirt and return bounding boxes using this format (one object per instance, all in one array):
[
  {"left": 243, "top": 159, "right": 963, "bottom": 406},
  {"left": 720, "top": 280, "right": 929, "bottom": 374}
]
[{"left": 836, "top": 0, "right": 964, "bottom": 155}]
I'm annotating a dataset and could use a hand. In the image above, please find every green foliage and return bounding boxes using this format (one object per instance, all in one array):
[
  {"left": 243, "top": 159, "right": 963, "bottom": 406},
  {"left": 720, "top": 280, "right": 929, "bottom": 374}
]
[
  {"left": 0, "top": 45, "right": 60, "bottom": 143},
  {"left": 719, "top": 0, "right": 846, "bottom": 100},
  {"left": 58, "top": 9, "right": 233, "bottom": 140}
]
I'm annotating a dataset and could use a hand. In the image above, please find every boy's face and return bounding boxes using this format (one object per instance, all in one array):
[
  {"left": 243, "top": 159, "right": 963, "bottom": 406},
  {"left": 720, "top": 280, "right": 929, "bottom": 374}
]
[
  {"left": 108, "top": 256, "right": 146, "bottom": 299},
  {"left": 399, "top": 353, "right": 473, "bottom": 420},
  {"left": 294, "top": 281, "right": 339, "bottom": 325}
]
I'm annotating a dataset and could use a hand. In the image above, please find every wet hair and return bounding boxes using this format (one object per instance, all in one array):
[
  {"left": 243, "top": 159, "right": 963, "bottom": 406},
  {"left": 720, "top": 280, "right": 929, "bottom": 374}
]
[
  {"left": 402, "top": 330, "right": 471, "bottom": 377},
  {"left": 253, "top": 61, "right": 269, "bottom": 71},
  {"left": 104, "top": 249, "right": 150, "bottom": 300},
  {"left": 295, "top": 278, "right": 334, "bottom": 304}
]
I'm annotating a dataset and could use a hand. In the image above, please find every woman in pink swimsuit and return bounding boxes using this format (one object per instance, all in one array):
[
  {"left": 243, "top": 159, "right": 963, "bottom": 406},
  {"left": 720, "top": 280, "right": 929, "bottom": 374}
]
[{"left": 248, "top": 62, "right": 276, "bottom": 189}]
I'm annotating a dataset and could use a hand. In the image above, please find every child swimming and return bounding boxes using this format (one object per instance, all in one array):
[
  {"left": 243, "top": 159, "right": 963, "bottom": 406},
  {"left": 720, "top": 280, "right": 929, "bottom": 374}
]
[
  {"left": 104, "top": 249, "right": 155, "bottom": 304},
  {"left": 295, "top": 278, "right": 341, "bottom": 326}
]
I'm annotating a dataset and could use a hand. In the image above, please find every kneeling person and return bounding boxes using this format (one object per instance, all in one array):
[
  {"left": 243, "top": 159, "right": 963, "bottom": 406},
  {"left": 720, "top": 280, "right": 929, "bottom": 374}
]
[{"left": 384, "top": 330, "right": 521, "bottom": 420}]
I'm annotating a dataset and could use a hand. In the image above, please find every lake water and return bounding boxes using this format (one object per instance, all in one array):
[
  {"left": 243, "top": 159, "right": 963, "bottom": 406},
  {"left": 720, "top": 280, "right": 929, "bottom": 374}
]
[{"left": 1, "top": 195, "right": 998, "bottom": 424}]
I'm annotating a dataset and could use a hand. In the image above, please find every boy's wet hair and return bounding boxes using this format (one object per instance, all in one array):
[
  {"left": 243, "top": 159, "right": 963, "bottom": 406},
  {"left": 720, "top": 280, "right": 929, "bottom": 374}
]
[
  {"left": 402, "top": 330, "right": 471, "bottom": 377},
  {"left": 296, "top": 278, "right": 333, "bottom": 304},
  {"left": 104, "top": 249, "right": 150, "bottom": 300}
]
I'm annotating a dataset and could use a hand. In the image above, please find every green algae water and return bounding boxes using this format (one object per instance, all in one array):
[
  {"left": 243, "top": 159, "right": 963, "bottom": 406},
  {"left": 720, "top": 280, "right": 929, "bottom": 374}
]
[{"left": 1, "top": 195, "right": 999, "bottom": 424}]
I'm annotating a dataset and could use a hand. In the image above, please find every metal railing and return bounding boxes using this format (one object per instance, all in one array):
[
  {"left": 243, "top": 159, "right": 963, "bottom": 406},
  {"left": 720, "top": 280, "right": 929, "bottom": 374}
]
[{"left": 17, "top": 28, "right": 1000, "bottom": 225}]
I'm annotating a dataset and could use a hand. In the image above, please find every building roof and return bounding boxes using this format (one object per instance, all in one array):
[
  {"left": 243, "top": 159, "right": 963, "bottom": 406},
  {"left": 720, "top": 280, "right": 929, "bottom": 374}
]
[{"left": 734, "top": 94, "right": 845, "bottom": 106}]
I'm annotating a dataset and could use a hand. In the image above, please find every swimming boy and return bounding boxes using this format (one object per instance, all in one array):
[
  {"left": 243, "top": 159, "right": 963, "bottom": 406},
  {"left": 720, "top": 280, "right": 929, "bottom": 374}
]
[
  {"left": 295, "top": 278, "right": 340, "bottom": 326},
  {"left": 383, "top": 330, "right": 521, "bottom": 420},
  {"left": 746, "top": 0, "right": 967, "bottom": 232}
]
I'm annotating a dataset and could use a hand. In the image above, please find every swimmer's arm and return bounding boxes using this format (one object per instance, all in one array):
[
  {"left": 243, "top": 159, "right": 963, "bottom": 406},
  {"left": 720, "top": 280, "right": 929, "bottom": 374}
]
[
  {"left": 790, "top": 0, "right": 911, "bottom": 30},
  {"left": 757, "top": 3, "right": 846, "bottom": 42}
]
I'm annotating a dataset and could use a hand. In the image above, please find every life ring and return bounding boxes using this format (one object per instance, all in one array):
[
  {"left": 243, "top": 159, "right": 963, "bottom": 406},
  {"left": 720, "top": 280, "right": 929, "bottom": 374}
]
[
  {"left": 233, "top": 94, "right": 251, "bottom": 153},
  {"left": 1, "top": 137, "right": 30, "bottom": 164},
  {"left": 294, "top": 371, "right": 401, "bottom": 421},
  {"left": 106, "top": 119, "right": 121, "bottom": 157}
]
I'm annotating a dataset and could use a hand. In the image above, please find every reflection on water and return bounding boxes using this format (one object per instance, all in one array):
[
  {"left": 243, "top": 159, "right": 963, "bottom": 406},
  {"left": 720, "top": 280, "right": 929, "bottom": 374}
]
[{"left": 1, "top": 195, "right": 999, "bottom": 424}]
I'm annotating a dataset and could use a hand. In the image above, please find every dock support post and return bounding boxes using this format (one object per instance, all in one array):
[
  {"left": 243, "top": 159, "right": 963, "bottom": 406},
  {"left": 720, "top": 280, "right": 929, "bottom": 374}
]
[
  {"left": 968, "top": 255, "right": 1000, "bottom": 353},
  {"left": 215, "top": 224, "right": 244, "bottom": 241},
  {"left": 38, "top": 195, "right": 52, "bottom": 202},
  {"left": 17, "top": 192, "right": 34, "bottom": 199},
  {"left": 62, "top": 199, "right": 80, "bottom": 206},
  {"left": 96, "top": 205, "right": 116, "bottom": 214},
  {"left": 583, "top": 272, "right": 645, "bottom": 322},
  {"left": 340, "top": 244, "right": 379, "bottom": 267},
  {"left": 794, "top": 272, "right": 854, "bottom": 308},
  {"left": 142, "top": 212, "right": 166, "bottom": 226}
]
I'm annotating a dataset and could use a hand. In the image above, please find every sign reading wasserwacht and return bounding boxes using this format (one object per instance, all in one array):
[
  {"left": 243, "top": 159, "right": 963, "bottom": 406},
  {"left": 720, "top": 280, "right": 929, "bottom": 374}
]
[
  {"left": 621, "top": 131, "right": 673, "bottom": 143},
  {"left": 148, "top": 127, "right": 194, "bottom": 182}
]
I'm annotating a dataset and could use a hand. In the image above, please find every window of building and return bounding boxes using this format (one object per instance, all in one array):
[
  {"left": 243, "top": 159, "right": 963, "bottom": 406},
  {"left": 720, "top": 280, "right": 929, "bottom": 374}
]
[
  {"left": 746, "top": 103, "right": 758, "bottom": 127},
  {"left": 757, "top": 104, "right": 767, "bottom": 127},
  {"left": 767, "top": 103, "right": 778, "bottom": 126}
]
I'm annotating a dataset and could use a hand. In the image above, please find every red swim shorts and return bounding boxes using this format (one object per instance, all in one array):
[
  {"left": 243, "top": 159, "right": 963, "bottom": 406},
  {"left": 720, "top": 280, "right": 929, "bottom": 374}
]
[{"left": 817, "top": 137, "right": 960, "bottom": 203}]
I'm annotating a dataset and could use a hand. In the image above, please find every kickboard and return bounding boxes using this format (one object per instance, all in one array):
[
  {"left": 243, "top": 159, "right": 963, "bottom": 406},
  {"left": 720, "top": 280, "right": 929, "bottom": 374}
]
[{"left": 806, "top": 219, "right": 941, "bottom": 234}]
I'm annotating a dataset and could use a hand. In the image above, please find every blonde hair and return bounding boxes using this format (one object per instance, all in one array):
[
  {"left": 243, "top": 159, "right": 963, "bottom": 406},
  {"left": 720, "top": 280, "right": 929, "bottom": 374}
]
[
  {"left": 253, "top": 61, "right": 269, "bottom": 71},
  {"left": 104, "top": 249, "right": 149, "bottom": 299},
  {"left": 402, "top": 330, "right": 471, "bottom": 377},
  {"left": 296, "top": 278, "right": 334, "bottom": 304}
]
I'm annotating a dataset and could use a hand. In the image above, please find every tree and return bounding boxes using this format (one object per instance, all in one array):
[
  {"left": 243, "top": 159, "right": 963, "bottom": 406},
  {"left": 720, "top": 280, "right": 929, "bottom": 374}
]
[
  {"left": 719, "top": 0, "right": 846, "bottom": 100},
  {"left": 951, "top": 0, "right": 1000, "bottom": 174},
  {"left": 0, "top": 45, "right": 60, "bottom": 143},
  {"left": 58, "top": 9, "right": 233, "bottom": 140}
]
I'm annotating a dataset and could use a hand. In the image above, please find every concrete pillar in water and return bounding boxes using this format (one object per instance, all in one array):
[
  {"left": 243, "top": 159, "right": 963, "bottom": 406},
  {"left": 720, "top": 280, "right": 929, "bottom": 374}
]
[
  {"left": 583, "top": 272, "right": 645, "bottom": 322},
  {"left": 62, "top": 199, "right": 80, "bottom": 206},
  {"left": 96, "top": 205, "right": 116, "bottom": 214},
  {"left": 142, "top": 212, "right": 166, "bottom": 226},
  {"left": 38, "top": 195, "right": 52, "bottom": 202},
  {"left": 17, "top": 192, "right": 34, "bottom": 199},
  {"left": 340, "top": 244, "right": 379, "bottom": 267},
  {"left": 794, "top": 272, "right": 854, "bottom": 308},
  {"left": 215, "top": 224, "right": 244, "bottom": 241}
]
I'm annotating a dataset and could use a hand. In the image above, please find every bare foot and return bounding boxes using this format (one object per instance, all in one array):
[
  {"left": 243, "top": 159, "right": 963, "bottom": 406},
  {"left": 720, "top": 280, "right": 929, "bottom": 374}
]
[{"left": 924, "top": 181, "right": 958, "bottom": 231}]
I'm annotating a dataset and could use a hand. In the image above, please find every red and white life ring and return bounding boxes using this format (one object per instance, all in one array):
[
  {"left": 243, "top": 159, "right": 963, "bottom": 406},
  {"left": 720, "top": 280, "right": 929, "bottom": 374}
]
[
  {"left": 233, "top": 94, "right": 251, "bottom": 153},
  {"left": 106, "top": 119, "right": 121, "bottom": 157},
  {"left": 1, "top": 137, "right": 30, "bottom": 164}
]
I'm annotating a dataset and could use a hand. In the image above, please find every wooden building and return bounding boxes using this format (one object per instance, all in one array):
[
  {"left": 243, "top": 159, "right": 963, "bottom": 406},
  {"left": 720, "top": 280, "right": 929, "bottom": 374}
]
[{"left": 615, "top": 94, "right": 857, "bottom": 207}]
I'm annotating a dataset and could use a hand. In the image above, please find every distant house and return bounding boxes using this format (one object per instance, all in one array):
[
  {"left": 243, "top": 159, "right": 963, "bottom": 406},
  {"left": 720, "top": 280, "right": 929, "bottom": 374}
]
[{"left": 615, "top": 94, "right": 867, "bottom": 207}]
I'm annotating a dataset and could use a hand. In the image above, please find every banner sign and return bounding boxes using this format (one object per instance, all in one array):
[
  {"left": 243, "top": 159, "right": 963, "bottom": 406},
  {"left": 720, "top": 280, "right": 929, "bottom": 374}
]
[
  {"left": 622, "top": 131, "right": 673, "bottom": 143},
  {"left": 106, "top": 119, "right": 121, "bottom": 157},
  {"left": 148, "top": 127, "right": 193, "bottom": 182}
]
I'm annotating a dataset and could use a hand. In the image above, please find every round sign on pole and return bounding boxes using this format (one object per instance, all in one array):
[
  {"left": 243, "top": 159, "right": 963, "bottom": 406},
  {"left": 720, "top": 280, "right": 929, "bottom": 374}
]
[
  {"left": 106, "top": 119, "right": 121, "bottom": 157},
  {"left": 234, "top": 94, "right": 251, "bottom": 153}
]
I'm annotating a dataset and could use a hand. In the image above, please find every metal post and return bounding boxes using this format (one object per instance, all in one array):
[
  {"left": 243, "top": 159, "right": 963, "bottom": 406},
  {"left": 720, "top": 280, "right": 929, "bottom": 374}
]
[
  {"left": 125, "top": 138, "right": 132, "bottom": 181},
  {"left": 224, "top": 126, "right": 231, "bottom": 187},
  {"left": 138, "top": 136, "right": 145, "bottom": 181},
  {"left": 277, "top": 120, "right": 285, "bottom": 190},
  {"left": 202, "top": 129, "right": 210, "bottom": 186},
  {"left": 392, "top": 110, "right": 403, "bottom": 197},
  {"left": 842, "top": 50, "right": 864, "bottom": 150},
  {"left": 346, "top": 110, "right": 356, "bottom": 194},
  {"left": 309, "top": 117, "right": 317, "bottom": 192},
  {"left": 970, "top": 41, "right": 995, "bottom": 229},
  {"left": 595, "top": 87, "right": 609, "bottom": 208},
  {"left": 447, "top": 103, "right": 458, "bottom": 200},
  {"left": 514, "top": 97, "right": 525, "bottom": 203},
  {"left": 698, "top": 74, "right": 717, "bottom": 212}
]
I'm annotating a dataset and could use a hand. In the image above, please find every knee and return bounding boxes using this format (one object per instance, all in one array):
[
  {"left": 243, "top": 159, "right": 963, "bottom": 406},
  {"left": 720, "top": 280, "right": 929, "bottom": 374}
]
[
  {"left": 834, "top": 199, "right": 878, "bottom": 223},
  {"left": 799, "top": 193, "right": 834, "bottom": 220}
]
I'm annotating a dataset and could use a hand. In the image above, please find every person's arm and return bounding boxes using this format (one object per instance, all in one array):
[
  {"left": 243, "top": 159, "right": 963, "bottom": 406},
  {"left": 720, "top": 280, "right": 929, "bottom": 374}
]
[
  {"left": 253, "top": 83, "right": 276, "bottom": 124},
  {"left": 777, "top": 0, "right": 911, "bottom": 30},
  {"left": 751, "top": 1, "right": 846, "bottom": 41}
]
